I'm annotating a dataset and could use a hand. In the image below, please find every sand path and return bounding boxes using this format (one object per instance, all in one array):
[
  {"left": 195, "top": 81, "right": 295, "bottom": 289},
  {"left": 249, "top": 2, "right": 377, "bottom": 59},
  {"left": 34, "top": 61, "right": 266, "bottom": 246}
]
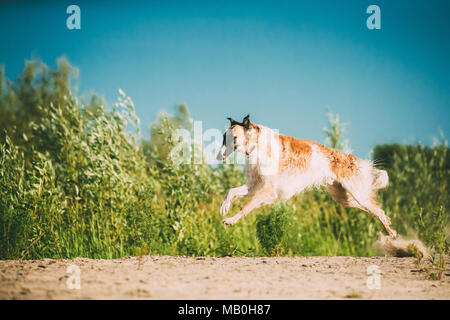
[{"left": 0, "top": 256, "right": 449, "bottom": 299}]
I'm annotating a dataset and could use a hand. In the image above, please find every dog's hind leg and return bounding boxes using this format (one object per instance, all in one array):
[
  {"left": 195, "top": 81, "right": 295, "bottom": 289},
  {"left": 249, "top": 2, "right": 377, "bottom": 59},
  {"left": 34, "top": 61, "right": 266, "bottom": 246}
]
[
  {"left": 329, "top": 180, "right": 397, "bottom": 238},
  {"left": 361, "top": 197, "right": 397, "bottom": 238},
  {"left": 222, "top": 184, "right": 277, "bottom": 226},
  {"left": 326, "top": 181, "right": 361, "bottom": 208},
  {"left": 220, "top": 185, "right": 249, "bottom": 216}
]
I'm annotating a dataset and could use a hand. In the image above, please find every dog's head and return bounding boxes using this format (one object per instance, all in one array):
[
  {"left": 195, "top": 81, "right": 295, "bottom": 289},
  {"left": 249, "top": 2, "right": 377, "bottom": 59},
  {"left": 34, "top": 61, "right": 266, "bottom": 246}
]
[{"left": 216, "top": 115, "right": 260, "bottom": 161}]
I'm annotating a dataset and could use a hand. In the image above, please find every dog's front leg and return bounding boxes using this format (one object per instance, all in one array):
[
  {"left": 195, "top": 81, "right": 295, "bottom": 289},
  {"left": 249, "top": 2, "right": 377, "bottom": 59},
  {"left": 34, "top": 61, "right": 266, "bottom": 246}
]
[
  {"left": 220, "top": 185, "right": 249, "bottom": 216},
  {"left": 222, "top": 186, "right": 277, "bottom": 226}
]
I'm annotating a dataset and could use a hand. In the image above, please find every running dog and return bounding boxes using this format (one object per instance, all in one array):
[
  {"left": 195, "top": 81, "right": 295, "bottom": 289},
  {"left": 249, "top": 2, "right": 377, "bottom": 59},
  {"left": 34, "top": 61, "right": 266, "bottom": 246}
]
[{"left": 216, "top": 115, "right": 397, "bottom": 238}]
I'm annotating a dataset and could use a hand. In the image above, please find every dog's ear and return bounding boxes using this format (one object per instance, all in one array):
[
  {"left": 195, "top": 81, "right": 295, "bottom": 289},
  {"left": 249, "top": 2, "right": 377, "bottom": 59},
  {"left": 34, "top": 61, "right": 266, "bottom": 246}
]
[
  {"left": 242, "top": 114, "right": 250, "bottom": 129},
  {"left": 227, "top": 117, "right": 236, "bottom": 126}
]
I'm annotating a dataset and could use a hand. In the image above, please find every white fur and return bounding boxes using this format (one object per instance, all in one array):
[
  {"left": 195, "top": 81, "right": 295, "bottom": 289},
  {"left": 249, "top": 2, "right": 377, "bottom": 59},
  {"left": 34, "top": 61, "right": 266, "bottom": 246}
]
[{"left": 274, "top": 145, "right": 334, "bottom": 199}]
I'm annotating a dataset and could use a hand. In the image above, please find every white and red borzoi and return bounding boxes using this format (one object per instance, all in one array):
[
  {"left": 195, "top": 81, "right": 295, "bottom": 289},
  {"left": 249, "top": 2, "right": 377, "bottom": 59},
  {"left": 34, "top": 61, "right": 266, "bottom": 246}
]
[{"left": 216, "top": 115, "right": 397, "bottom": 239}]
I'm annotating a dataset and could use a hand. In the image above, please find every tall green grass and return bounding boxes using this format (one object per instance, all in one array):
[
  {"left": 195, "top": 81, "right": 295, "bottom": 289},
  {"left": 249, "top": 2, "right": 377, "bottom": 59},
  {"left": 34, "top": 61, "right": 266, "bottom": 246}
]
[{"left": 0, "top": 59, "right": 448, "bottom": 259}]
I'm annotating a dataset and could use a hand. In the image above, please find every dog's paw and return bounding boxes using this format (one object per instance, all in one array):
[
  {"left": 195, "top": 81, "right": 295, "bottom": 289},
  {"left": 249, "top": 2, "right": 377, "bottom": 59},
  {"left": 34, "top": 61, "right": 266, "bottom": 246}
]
[
  {"left": 220, "top": 200, "right": 231, "bottom": 216},
  {"left": 222, "top": 217, "right": 237, "bottom": 226}
]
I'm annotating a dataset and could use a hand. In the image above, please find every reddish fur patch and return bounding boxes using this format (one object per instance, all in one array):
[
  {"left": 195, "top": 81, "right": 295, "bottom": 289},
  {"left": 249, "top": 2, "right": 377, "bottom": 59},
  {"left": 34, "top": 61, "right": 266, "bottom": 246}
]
[
  {"left": 275, "top": 134, "right": 359, "bottom": 178},
  {"left": 277, "top": 135, "right": 312, "bottom": 171},
  {"left": 313, "top": 142, "right": 359, "bottom": 178}
]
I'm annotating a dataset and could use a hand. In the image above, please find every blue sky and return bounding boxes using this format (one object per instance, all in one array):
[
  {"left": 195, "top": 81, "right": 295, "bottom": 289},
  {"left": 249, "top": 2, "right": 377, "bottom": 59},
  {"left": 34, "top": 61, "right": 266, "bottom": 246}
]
[{"left": 1, "top": 0, "right": 449, "bottom": 157}]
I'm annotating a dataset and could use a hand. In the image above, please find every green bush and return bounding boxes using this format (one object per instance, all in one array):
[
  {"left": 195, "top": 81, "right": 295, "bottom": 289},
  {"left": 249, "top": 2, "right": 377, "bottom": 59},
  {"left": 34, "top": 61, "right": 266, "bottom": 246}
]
[{"left": 256, "top": 203, "right": 292, "bottom": 256}]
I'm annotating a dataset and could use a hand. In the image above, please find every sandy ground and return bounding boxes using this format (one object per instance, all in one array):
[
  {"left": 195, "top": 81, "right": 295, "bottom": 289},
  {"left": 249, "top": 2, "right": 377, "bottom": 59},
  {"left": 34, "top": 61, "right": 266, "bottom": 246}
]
[{"left": 0, "top": 256, "right": 449, "bottom": 300}]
